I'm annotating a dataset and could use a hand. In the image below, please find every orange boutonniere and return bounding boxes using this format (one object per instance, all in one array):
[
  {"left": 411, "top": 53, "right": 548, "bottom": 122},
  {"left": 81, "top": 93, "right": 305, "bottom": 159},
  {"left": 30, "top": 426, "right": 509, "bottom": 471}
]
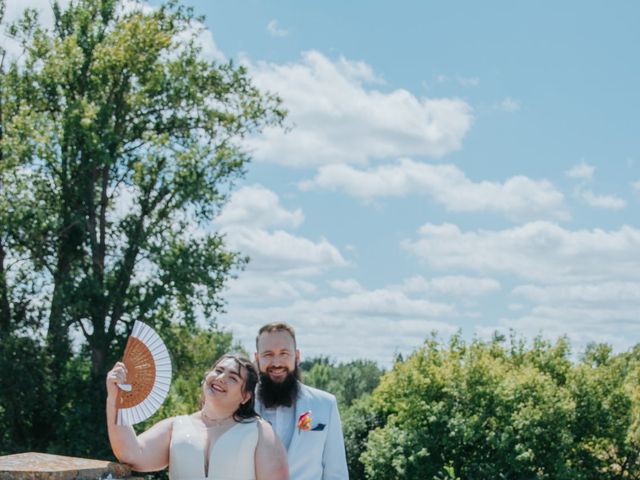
[{"left": 297, "top": 411, "right": 312, "bottom": 432}]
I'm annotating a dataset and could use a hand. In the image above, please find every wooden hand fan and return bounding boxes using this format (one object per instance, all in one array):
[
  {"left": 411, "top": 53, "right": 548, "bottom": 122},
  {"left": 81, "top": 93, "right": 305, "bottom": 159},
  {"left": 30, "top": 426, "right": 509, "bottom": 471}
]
[{"left": 116, "top": 321, "right": 172, "bottom": 425}]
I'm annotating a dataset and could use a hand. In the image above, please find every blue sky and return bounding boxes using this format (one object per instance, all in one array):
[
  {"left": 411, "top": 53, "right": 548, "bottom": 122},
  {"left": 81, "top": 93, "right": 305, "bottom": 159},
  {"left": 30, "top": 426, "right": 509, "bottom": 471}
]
[
  {"left": 197, "top": 1, "right": 640, "bottom": 365},
  {"left": 7, "top": 0, "right": 640, "bottom": 366}
]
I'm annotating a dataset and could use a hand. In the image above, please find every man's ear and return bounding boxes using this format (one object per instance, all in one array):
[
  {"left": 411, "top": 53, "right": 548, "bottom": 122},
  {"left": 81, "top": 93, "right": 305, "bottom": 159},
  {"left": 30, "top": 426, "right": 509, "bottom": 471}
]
[
  {"left": 254, "top": 351, "right": 259, "bottom": 364},
  {"left": 295, "top": 349, "right": 301, "bottom": 365}
]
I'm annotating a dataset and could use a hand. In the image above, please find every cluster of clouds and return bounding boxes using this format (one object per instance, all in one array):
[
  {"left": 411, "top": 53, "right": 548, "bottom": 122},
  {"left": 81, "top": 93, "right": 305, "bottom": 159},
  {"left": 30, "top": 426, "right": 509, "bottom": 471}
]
[
  {"left": 220, "top": 182, "right": 640, "bottom": 363},
  {"left": 299, "top": 159, "right": 568, "bottom": 221},
  {"left": 565, "top": 161, "right": 627, "bottom": 210},
  {"left": 217, "top": 184, "right": 471, "bottom": 361},
  {"left": 245, "top": 50, "right": 473, "bottom": 167},
  {"left": 403, "top": 222, "right": 640, "bottom": 284},
  {"left": 217, "top": 185, "right": 345, "bottom": 278},
  {"left": 221, "top": 40, "right": 639, "bottom": 363}
]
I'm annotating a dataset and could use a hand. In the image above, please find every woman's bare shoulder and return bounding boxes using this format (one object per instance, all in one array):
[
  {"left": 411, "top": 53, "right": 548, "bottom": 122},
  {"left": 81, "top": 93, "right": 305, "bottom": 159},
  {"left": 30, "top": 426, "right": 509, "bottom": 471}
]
[{"left": 256, "top": 417, "right": 272, "bottom": 429}]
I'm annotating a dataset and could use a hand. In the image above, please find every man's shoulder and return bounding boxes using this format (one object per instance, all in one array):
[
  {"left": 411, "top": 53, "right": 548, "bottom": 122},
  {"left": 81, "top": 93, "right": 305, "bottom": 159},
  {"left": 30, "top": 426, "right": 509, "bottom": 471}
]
[{"left": 299, "top": 383, "right": 338, "bottom": 404}]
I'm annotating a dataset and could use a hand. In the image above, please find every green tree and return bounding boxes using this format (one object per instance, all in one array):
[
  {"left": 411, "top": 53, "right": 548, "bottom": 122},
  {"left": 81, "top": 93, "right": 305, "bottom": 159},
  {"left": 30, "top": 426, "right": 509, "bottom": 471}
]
[
  {"left": 570, "top": 344, "right": 640, "bottom": 478},
  {"left": 355, "top": 335, "right": 640, "bottom": 480},
  {"left": 302, "top": 356, "right": 384, "bottom": 407},
  {"left": 0, "top": 0, "right": 284, "bottom": 455},
  {"left": 342, "top": 394, "right": 385, "bottom": 480}
]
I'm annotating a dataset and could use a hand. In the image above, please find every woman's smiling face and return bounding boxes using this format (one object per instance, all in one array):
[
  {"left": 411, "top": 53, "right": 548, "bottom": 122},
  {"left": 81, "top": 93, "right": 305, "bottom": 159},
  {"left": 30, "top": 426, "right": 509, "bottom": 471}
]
[{"left": 203, "top": 357, "right": 251, "bottom": 408}]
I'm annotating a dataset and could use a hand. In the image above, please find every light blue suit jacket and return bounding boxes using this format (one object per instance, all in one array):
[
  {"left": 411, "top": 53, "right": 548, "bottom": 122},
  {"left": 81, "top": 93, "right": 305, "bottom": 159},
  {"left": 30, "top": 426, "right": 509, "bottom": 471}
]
[{"left": 256, "top": 383, "right": 349, "bottom": 480}]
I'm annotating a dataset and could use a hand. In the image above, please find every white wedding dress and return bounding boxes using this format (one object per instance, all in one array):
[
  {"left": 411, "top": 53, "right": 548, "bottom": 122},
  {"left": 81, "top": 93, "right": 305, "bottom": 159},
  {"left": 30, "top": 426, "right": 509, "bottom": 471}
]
[{"left": 169, "top": 415, "right": 258, "bottom": 480}]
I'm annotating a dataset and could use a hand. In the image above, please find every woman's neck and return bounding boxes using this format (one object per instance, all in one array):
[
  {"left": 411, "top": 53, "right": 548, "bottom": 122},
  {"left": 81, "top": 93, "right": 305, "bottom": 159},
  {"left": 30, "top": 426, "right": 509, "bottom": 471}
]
[{"left": 200, "top": 405, "right": 235, "bottom": 425}]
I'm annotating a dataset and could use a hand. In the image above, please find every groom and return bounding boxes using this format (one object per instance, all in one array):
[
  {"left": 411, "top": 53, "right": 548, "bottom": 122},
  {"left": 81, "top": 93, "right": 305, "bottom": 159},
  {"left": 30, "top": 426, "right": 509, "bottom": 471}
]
[{"left": 254, "top": 322, "right": 349, "bottom": 480}]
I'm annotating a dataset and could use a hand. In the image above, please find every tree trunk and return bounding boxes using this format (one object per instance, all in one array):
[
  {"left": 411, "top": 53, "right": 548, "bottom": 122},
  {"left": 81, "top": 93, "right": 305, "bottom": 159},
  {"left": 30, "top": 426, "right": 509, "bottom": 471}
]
[
  {"left": 0, "top": 55, "right": 8, "bottom": 334},
  {"left": 45, "top": 203, "right": 80, "bottom": 448},
  {"left": 0, "top": 238, "right": 10, "bottom": 333},
  {"left": 47, "top": 245, "right": 73, "bottom": 365},
  {"left": 86, "top": 336, "right": 110, "bottom": 455},
  {"left": 90, "top": 329, "right": 108, "bottom": 377}
]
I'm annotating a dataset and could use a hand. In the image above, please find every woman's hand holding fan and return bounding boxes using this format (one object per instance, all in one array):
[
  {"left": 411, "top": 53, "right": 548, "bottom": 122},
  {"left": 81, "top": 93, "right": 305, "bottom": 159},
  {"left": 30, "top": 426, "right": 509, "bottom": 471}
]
[{"left": 110, "top": 321, "right": 172, "bottom": 426}]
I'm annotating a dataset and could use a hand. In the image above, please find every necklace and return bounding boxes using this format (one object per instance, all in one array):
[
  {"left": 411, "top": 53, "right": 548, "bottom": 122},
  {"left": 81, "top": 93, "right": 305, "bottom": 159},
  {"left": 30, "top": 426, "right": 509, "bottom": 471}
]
[{"left": 200, "top": 409, "right": 233, "bottom": 427}]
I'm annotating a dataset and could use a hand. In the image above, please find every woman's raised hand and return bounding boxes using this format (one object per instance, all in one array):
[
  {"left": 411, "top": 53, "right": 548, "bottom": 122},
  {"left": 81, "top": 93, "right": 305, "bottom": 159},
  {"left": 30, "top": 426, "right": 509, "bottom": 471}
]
[{"left": 106, "top": 361, "right": 128, "bottom": 398}]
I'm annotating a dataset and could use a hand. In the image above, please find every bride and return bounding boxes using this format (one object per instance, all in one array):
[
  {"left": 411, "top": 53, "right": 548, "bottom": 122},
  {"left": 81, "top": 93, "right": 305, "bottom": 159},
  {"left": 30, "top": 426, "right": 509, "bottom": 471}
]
[{"left": 106, "top": 353, "right": 289, "bottom": 480}]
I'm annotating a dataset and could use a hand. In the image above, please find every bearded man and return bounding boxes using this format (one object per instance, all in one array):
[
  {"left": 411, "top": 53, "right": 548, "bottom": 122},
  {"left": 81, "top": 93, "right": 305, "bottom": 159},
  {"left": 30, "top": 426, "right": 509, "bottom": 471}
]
[{"left": 254, "top": 322, "right": 349, "bottom": 480}]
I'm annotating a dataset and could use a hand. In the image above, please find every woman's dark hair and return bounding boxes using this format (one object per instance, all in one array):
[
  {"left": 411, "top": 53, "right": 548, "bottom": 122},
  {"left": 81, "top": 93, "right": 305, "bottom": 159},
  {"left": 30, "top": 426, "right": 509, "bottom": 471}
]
[{"left": 200, "top": 353, "right": 259, "bottom": 422}]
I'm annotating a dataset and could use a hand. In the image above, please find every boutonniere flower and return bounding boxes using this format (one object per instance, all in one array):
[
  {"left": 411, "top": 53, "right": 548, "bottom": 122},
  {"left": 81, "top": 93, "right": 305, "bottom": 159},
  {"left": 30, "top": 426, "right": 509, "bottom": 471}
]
[{"left": 297, "top": 411, "right": 312, "bottom": 432}]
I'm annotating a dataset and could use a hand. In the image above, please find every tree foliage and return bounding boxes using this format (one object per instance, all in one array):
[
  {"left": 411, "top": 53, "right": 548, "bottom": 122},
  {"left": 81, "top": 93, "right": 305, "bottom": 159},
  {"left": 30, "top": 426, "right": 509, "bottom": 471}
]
[
  {"left": 301, "top": 356, "right": 384, "bottom": 408},
  {"left": 0, "top": 0, "right": 283, "bottom": 456},
  {"left": 344, "top": 335, "right": 640, "bottom": 480}
]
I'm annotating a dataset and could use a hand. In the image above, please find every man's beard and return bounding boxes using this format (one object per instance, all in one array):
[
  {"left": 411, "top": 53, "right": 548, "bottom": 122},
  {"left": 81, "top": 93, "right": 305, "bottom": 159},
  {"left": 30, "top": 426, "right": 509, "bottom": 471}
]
[{"left": 257, "top": 366, "right": 301, "bottom": 408}]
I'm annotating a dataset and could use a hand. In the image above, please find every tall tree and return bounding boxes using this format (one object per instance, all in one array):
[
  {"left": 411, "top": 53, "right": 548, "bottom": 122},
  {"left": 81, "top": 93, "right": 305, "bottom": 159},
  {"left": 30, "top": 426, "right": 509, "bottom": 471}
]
[{"left": 0, "top": 0, "right": 284, "bottom": 454}]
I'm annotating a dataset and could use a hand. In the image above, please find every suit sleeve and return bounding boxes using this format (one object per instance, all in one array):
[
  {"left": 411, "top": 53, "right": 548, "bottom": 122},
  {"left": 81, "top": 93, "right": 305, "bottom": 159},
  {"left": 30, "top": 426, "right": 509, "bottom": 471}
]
[{"left": 322, "top": 396, "right": 349, "bottom": 479}]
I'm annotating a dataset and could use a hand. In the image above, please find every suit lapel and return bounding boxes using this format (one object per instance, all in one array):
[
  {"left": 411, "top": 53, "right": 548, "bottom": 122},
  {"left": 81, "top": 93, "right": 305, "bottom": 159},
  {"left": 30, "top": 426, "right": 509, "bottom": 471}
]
[{"left": 287, "top": 383, "right": 311, "bottom": 456}]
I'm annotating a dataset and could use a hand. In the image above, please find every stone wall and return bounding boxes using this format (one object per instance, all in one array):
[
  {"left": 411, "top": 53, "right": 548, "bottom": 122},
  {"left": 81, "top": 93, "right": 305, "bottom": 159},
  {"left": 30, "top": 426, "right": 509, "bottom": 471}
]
[{"left": 0, "top": 452, "right": 131, "bottom": 480}]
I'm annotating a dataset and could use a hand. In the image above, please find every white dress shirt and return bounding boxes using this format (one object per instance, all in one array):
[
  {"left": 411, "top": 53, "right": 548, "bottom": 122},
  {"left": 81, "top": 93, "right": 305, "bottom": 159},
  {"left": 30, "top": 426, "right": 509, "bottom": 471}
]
[{"left": 261, "top": 404, "right": 296, "bottom": 450}]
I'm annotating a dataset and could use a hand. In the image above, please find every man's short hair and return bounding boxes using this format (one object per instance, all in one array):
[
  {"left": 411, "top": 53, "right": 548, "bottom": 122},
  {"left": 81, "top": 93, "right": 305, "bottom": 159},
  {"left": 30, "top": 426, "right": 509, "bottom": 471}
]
[{"left": 256, "top": 322, "right": 297, "bottom": 350}]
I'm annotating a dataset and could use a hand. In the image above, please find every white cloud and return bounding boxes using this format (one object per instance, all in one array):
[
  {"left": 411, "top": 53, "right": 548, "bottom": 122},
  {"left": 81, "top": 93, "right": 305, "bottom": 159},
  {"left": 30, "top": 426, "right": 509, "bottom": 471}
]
[
  {"left": 497, "top": 97, "right": 521, "bottom": 112},
  {"left": 216, "top": 186, "right": 345, "bottom": 276},
  {"left": 479, "top": 303, "right": 640, "bottom": 354},
  {"left": 632, "top": 180, "right": 640, "bottom": 193},
  {"left": 576, "top": 188, "right": 626, "bottom": 210},
  {"left": 456, "top": 75, "right": 480, "bottom": 87},
  {"left": 224, "top": 275, "right": 316, "bottom": 303},
  {"left": 402, "top": 221, "right": 640, "bottom": 283},
  {"left": 513, "top": 282, "right": 640, "bottom": 303},
  {"left": 188, "top": 25, "right": 225, "bottom": 63},
  {"left": 433, "top": 74, "right": 479, "bottom": 87},
  {"left": 245, "top": 51, "right": 473, "bottom": 167},
  {"left": 309, "top": 289, "right": 456, "bottom": 317},
  {"left": 267, "top": 19, "right": 288, "bottom": 38},
  {"left": 329, "top": 279, "right": 365, "bottom": 294},
  {"left": 565, "top": 161, "right": 595, "bottom": 180},
  {"left": 507, "top": 303, "right": 527, "bottom": 311},
  {"left": 503, "top": 282, "right": 640, "bottom": 355},
  {"left": 217, "top": 188, "right": 345, "bottom": 303},
  {"left": 334, "top": 56, "right": 385, "bottom": 84},
  {"left": 400, "top": 275, "right": 501, "bottom": 297},
  {"left": 223, "top": 227, "right": 345, "bottom": 276},
  {"left": 300, "top": 158, "right": 568, "bottom": 221},
  {"left": 217, "top": 185, "right": 303, "bottom": 229}
]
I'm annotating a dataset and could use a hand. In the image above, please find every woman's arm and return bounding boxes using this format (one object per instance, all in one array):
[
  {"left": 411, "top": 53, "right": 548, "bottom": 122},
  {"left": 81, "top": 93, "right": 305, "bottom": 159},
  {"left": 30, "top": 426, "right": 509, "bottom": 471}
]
[
  {"left": 255, "top": 419, "right": 289, "bottom": 480},
  {"left": 106, "top": 362, "right": 172, "bottom": 472}
]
